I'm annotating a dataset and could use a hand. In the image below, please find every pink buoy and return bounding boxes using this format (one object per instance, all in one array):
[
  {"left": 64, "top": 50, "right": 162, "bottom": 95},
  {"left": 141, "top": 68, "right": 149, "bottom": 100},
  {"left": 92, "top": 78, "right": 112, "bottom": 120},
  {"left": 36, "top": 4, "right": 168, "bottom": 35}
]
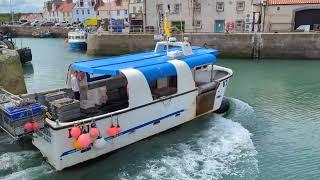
[
  {"left": 24, "top": 122, "right": 33, "bottom": 132},
  {"left": 89, "top": 127, "right": 100, "bottom": 139},
  {"left": 107, "top": 127, "right": 117, "bottom": 136},
  {"left": 78, "top": 134, "right": 91, "bottom": 149},
  {"left": 32, "top": 121, "right": 40, "bottom": 131},
  {"left": 70, "top": 127, "right": 81, "bottom": 138}
]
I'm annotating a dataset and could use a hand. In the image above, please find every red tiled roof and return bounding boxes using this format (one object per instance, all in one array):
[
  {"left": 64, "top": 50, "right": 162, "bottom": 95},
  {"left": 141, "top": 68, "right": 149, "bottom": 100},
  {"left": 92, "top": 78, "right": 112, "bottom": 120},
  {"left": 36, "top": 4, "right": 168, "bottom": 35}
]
[
  {"left": 19, "top": 14, "right": 43, "bottom": 21},
  {"left": 98, "top": 1, "right": 129, "bottom": 11},
  {"left": 268, "top": 0, "right": 320, "bottom": 5},
  {"left": 58, "top": 3, "right": 75, "bottom": 12}
]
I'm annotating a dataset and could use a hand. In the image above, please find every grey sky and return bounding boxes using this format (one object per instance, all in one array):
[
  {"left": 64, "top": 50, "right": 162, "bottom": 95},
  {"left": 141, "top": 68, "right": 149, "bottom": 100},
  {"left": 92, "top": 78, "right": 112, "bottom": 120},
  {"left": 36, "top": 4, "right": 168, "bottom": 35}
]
[{"left": 0, "top": 0, "right": 45, "bottom": 13}]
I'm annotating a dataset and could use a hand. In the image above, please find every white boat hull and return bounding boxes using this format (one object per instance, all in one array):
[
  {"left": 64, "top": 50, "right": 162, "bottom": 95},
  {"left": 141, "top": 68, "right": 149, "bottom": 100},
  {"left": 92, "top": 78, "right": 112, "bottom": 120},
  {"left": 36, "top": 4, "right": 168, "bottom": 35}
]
[{"left": 32, "top": 71, "right": 232, "bottom": 170}]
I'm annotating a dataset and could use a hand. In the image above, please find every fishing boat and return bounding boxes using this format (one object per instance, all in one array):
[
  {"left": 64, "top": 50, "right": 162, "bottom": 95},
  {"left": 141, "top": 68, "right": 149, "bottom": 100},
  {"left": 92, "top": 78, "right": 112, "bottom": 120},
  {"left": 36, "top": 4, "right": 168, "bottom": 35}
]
[
  {"left": 67, "top": 30, "right": 87, "bottom": 50},
  {"left": 0, "top": 37, "right": 233, "bottom": 170}
]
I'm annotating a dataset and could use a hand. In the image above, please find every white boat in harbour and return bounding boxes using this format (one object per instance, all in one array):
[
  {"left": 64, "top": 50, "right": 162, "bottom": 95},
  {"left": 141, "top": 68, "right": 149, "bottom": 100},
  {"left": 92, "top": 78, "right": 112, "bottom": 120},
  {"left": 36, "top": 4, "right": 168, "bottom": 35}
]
[
  {"left": 67, "top": 29, "right": 87, "bottom": 50},
  {"left": 0, "top": 37, "right": 233, "bottom": 171}
]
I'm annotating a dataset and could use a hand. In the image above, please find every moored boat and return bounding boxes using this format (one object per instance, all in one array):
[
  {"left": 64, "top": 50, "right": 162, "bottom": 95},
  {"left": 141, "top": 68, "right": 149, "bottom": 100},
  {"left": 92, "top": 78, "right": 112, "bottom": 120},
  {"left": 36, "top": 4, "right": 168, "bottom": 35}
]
[
  {"left": 0, "top": 37, "right": 233, "bottom": 170},
  {"left": 67, "top": 30, "right": 87, "bottom": 50}
]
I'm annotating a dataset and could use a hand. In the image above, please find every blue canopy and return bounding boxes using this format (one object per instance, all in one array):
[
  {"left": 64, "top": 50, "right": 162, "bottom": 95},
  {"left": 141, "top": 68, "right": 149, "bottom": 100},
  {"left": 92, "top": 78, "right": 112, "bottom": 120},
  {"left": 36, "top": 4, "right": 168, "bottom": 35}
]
[{"left": 71, "top": 47, "right": 219, "bottom": 83}]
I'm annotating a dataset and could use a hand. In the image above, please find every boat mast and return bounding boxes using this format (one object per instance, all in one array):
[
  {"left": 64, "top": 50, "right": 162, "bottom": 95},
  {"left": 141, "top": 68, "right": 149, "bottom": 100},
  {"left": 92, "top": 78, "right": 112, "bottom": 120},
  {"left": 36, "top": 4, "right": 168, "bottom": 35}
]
[{"left": 10, "top": 0, "right": 14, "bottom": 23}]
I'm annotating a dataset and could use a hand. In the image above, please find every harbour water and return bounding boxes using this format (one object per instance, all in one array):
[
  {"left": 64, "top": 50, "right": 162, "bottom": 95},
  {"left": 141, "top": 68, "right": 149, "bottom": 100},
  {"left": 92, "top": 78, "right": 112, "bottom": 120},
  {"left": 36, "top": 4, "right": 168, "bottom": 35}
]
[{"left": 1, "top": 38, "right": 320, "bottom": 180}]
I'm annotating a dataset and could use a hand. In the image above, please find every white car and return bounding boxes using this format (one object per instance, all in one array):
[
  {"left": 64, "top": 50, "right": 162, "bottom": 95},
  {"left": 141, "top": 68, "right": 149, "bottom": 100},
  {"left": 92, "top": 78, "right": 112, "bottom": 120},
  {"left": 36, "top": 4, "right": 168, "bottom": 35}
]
[{"left": 55, "top": 21, "right": 71, "bottom": 27}]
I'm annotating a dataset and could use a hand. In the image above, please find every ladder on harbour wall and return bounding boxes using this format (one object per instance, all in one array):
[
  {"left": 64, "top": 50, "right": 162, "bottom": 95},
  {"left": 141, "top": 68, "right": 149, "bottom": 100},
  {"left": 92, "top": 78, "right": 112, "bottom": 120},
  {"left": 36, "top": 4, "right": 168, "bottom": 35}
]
[{"left": 251, "top": 34, "right": 263, "bottom": 59}]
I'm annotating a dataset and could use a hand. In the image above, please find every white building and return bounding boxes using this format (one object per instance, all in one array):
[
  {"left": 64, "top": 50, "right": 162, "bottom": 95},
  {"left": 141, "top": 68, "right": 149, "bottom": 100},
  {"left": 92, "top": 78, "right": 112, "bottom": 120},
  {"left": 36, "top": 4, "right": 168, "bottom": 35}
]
[
  {"left": 146, "top": 0, "right": 255, "bottom": 33},
  {"left": 72, "top": 0, "right": 100, "bottom": 23}
]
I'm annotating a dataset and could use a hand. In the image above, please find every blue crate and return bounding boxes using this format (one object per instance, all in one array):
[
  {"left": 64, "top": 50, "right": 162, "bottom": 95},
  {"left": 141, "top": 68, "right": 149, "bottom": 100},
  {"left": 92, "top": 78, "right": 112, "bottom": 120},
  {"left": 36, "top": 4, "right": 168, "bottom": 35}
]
[{"left": 4, "top": 103, "right": 44, "bottom": 121}]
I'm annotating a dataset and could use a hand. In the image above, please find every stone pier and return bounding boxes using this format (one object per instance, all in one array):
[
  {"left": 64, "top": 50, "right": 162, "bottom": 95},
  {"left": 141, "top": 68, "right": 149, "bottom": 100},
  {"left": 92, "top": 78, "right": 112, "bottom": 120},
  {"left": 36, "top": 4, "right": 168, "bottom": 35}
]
[{"left": 0, "top": 49, "right": 27, "bottom": 95}]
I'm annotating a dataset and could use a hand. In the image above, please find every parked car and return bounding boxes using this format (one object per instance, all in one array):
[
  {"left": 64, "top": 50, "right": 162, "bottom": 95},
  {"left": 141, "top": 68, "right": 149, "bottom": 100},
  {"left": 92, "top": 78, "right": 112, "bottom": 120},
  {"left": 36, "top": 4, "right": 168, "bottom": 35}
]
[
  {"left": 31, "top": 20, "right": 42, "bottom": 26},
  {"left": 40, "top": 22, "right": 54, "bottom": 26},
  {"left": 21, "top": 22, "right": 31, "bottom": 26},
  {"left": 55, "top": 21, "right": 71, "bottom": 27}
]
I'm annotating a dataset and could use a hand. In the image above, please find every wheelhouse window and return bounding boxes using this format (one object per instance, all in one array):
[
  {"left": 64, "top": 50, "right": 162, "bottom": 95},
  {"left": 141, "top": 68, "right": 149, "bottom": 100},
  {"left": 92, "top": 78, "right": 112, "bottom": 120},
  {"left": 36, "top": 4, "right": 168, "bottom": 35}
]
[{"left": 150, "top": 76, "right": 177, "bottom": 100}]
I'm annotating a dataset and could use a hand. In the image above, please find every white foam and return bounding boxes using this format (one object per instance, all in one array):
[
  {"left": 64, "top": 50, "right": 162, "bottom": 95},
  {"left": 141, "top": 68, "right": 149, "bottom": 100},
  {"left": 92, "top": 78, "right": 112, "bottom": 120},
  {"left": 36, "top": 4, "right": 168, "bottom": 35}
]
[
  {"left": 1, "top": 164, "right": 52, "bottom": 180},
  {"left": 0, "top": 151, "right": 38, "bottom": 172},
  {"left": 120, "top": 99, "right": 258, "bottom": 180},
  {"left": 0, "top": 151, "right": 53, "bottom": 180}
]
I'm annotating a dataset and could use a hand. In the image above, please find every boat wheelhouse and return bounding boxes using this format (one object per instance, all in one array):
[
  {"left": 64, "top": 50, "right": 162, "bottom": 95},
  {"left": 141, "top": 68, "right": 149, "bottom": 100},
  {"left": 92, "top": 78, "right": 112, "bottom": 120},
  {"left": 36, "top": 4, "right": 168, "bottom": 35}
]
[
  {"left": 67, "top": 30, "right": 87, "bottom": 50},
  {"left": 0, "top": 38, "right": 233, "bottom": 170}
]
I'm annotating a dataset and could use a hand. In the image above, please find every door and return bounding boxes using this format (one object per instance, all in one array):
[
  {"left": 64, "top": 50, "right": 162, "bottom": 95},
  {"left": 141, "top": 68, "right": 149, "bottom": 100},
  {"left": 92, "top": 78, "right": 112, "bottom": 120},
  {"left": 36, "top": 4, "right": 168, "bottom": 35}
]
[{"left": 215, "top": 20, "right": 225, "bottom": 32}]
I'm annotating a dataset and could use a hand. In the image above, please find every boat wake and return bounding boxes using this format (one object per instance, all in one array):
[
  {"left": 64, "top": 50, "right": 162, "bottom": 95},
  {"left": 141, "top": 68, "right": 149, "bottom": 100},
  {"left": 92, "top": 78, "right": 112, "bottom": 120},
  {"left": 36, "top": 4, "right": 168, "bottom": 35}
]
[
  {"left": 120, "top": 98, "right": 258, "bottom": 180},
  {"left": 0, "top": 151, "right": 52, "bottom": 180}
]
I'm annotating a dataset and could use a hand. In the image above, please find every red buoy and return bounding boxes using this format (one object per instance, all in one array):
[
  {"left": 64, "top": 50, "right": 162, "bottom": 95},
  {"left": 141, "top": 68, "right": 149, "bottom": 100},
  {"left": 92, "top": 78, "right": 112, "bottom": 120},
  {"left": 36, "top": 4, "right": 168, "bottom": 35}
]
[
  {"left": 24, "top": 122, "right": 33, "bottom": 132},
  {"left": 70, "top": 127, "right": 81, "bottom": 138},
  {"left": 32, "top": 121, "right": 40, "bottom": 131},
  {"left": 78, "top": 134, "right": 91, "bottom": 149},
  {"left": 89, "top": 127, "right": 100, "bottom": 139}
]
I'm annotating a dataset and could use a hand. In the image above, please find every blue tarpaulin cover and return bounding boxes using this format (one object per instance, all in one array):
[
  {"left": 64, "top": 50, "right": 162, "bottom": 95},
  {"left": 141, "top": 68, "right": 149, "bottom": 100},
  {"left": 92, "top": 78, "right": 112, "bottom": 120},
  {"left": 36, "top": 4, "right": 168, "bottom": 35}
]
[{"left": 71, "top": 46, "right": 219, "bottom": 83}]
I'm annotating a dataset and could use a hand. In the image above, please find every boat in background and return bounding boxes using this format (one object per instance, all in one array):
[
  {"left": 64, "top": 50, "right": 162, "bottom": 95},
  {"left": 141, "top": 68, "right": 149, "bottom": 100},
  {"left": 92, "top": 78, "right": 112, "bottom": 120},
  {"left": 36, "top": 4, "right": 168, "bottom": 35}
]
[{"left": 67, "top": 29, "right": 87, "bottom": 50}]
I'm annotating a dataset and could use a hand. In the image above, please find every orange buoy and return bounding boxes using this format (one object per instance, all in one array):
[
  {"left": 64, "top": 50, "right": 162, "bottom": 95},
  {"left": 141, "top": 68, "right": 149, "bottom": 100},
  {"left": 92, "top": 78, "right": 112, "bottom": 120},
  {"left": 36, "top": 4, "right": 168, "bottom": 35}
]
[
  {"left": 32, "top": 121, "right": 40, "bottom": 131},
  {"left": 70, "top": 127, "right": 81, "bottom": 138},
  {"left": 107, "top": 127, "right": 118, "bottom": 136},
  {"left": 78, "top": 134, "right": 91, "bottom": 149},
  {"left": 115, "top": 127, "right": 122, "bottom": 134},
  {"left": 89, "top": 127, "right": 100, "bottom": 139},
  {"left": 73, "top": 139, "right": 81, "bottom": 149},
  {"left": 24, "top": 122, "right": 33, "bottom": 132}
]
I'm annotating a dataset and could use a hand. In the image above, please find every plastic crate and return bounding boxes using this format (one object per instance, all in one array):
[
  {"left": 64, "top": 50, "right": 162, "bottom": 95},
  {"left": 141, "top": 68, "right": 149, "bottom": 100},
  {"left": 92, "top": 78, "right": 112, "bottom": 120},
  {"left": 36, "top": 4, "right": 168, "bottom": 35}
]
[{"left": 3, "top": 103, "right": 44, "bottom": 121}]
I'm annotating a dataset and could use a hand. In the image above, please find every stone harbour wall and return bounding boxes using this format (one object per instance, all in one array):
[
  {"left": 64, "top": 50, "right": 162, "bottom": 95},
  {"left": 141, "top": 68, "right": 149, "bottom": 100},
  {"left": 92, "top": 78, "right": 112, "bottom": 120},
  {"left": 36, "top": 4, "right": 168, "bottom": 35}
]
[
  {"left": 0, "top": 26, "right": 70, "bottom": 38},
  {"left": 87, "top": 33, "right": 320, "bottom": 59}
]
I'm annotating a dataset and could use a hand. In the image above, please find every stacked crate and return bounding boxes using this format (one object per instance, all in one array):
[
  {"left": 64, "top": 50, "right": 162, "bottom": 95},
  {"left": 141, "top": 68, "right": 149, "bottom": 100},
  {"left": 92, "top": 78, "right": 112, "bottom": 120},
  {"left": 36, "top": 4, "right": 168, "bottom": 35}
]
[{"left": 50, "top": 98, "right": 81, "bottom": 122}]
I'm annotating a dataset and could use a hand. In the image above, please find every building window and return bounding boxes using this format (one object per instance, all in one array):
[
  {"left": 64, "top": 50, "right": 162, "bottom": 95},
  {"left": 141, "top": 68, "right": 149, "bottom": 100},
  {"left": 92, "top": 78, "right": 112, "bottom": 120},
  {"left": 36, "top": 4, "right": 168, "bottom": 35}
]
[
  {"left": 277, "top": 6, "right": 280, "bottom": 10},
  {"left": 87, "top": 9, "right": 90, "bottom": 14},
  {"left": 174, "top": 4, "right": 181, "bottom": 14},
  {"left": 235, "top": 20, "right": 244, "bottom": 31},
  {"left": 194, "top": 1, "right": 201, "bottom": 13},
  {"left": 117, "top": 10, "right": 120, "bottom": 16},
  {"left": 80, "top": 0, "right": 84, "bottom": 7},
  {"left": 124, "top": 10, "right": 128, "bottom": 15},
  {"left": 138, "top": 6, "right": 142, "bottom": 13},
  {"left": 63, "top": 12, "right": 65, "bottom": 17},
  {"left": 133, "top": 6, "right": 137, "bottom": 13},
  {"left": 156, "top": 4, "right": 164, "bottom": 14},
  {"left": 82, "top": 9, "right": 84, "bottom": 15},
  {"left": 195, "top": 20, "right": 202, "bottom": 28},
  {"left": 216, "top": 2, "right": 224, "bottom": 12},
  {"left": 236, "top": 1, "right": 245, "bottom": 11},
  {"left": 76, "top": 10, "right": 79, "bottom": 15}
]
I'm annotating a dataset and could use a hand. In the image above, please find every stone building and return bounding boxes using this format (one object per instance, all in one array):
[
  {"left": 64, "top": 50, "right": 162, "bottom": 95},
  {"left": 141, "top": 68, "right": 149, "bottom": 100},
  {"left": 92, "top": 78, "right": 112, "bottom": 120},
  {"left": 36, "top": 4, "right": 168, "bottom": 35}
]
[
  {"left": 97, "top": 0, "right": 129, "bottom": 22},
  {"left": 58, "top": 2, "right": 75, "bottom": 22},
  {"left": 260, "top": 0, "right": 320, "bottom": 32},
  {"left": 145, "top": 0, "right": 254, "bottom": 33},
  {"left": 128, "top": 0, "right": 144, "bottom": 31}
]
